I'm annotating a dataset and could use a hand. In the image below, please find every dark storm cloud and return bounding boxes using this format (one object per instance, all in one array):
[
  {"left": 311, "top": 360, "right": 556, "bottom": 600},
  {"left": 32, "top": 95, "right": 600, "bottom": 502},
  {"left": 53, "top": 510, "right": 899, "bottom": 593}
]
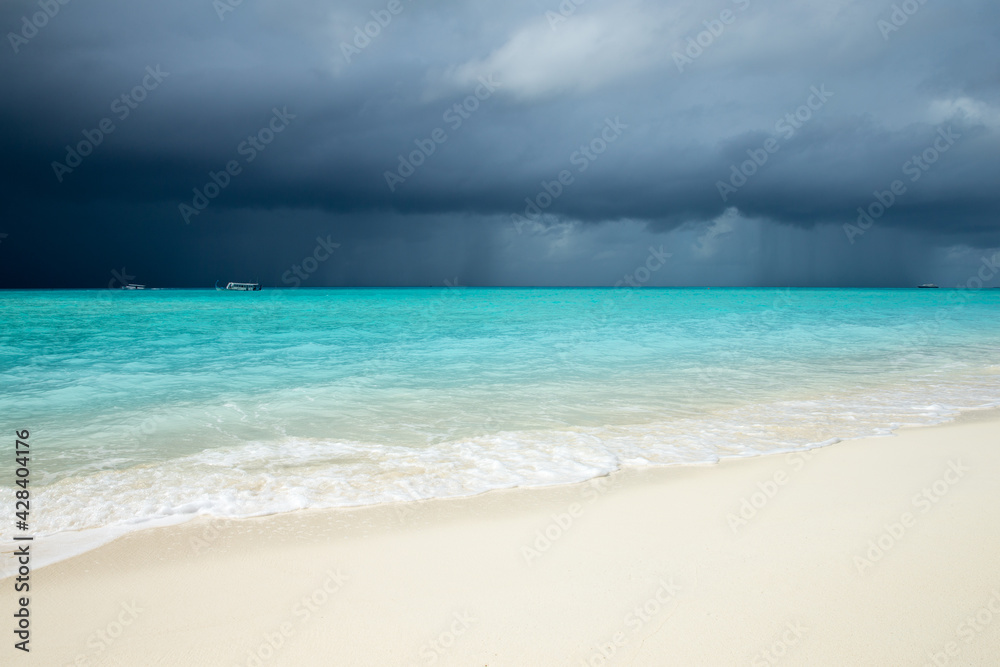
[{"left": 1, "top": 0, "right": 998, "bottom": 286}]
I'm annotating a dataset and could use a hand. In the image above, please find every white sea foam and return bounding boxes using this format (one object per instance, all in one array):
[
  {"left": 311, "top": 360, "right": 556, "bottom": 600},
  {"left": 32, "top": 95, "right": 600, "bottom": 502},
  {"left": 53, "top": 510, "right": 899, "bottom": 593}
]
[{"left": 7, "top": 373, "right": 998, "bottom": 572}]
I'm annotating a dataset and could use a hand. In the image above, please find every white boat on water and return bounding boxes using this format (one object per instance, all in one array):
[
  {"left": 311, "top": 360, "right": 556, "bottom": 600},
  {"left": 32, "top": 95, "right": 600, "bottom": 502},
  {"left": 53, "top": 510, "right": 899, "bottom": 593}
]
[
  {"left": 917, "top": 283, "right": 939, "bottom": 288},
  {"left": 121, "top": 283, "right": 146, "bottom": 290},
  {"left": 222, "top": 281, "right": 261, "bottom": 291}
]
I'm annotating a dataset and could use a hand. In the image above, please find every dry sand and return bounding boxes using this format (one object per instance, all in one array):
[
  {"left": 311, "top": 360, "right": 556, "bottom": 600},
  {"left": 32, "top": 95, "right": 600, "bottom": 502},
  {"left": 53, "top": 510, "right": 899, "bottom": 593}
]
[{"left": 4, "top": 410, "right": 1000, "bottom": 665}]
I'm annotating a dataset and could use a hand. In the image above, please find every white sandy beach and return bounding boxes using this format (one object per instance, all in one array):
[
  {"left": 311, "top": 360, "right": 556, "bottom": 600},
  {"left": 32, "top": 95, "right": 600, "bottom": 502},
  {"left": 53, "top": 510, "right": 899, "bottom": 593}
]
[{"left": 5, "top": 410, "right": 1000, "bottom": 666}]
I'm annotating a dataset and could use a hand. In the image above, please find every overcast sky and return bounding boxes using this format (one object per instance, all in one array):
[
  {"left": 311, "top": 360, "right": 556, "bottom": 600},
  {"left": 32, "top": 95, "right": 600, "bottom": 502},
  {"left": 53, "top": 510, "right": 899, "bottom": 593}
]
[{"left": 1, "top": 0, "right": 998, "bottom": 287}]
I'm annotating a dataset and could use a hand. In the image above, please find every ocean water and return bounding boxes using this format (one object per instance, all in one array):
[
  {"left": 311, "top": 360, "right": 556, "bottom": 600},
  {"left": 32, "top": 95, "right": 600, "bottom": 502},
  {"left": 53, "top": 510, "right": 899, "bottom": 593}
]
[{"left": 2, "top": 287, "right": 1000, "bottom": 558}]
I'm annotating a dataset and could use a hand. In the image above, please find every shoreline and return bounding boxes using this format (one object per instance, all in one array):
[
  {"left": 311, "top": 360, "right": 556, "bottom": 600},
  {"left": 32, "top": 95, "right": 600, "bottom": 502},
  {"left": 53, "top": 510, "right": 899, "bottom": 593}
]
[
  {"left": 5, "top": 402, "right": 1000, "bottom": 577},
  {"left": 4, "top": 408, "right": 1000, "bottom": 664},
  {"left": 0, "top": 404, "right": 1000, "bottom": 581}
]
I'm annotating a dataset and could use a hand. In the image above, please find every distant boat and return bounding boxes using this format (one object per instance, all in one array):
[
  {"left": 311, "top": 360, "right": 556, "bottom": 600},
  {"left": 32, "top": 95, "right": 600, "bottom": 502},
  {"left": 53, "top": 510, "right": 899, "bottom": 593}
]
[
  {"left": 223, "top": 281, "right": 262, "bottom": 291},
  {"left": 917, "top": 284, "right": 939, "bottom": 288},
  {"left": 121, "top": 283, "right": 146, "bottom": 290}
]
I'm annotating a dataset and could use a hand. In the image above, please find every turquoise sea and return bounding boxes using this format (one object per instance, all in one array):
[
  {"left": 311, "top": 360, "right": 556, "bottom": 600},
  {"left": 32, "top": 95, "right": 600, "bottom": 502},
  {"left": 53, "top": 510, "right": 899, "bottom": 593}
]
[{"left": 2, "top": 288, "right": 1000, "bottom": 556}]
